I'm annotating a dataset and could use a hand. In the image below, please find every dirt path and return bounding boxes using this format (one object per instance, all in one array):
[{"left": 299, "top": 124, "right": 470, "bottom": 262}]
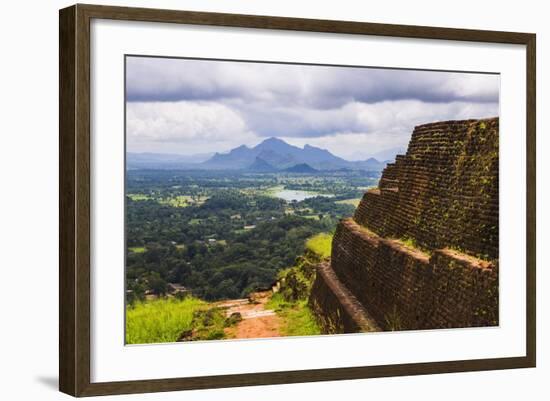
[{"left": 217, "top": 291, "right": 282, "bottom": 339}]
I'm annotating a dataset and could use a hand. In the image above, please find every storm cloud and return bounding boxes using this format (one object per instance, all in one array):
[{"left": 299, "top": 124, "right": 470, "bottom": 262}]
[{"left": 126, "top": 56, "right": 499, "bottom": 159}]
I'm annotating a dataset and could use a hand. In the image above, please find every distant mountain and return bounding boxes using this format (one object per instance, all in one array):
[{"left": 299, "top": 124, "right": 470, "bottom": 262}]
[
  {"left": 127, "top": 152, "right": 213, "bottom": 169},
  {"left": 247, "top": 157, "right": 278, "bottom": 172},
  {"left": 254, "top": 137, "right": 297, "bottom": 155},
  {"left": 256, "top": 149, "right": 297, "bottom": 168},
  {"left": 354, "top": 157, "right": 388, "bottom": 171},
  {"left": 348, "top": 147, "right": 405, "bottom": 163},
  {"left": 204, "top": 138, "right": 298, "bottom": 170},
  {"left": 201, "top": 137, "right": 386, "bottom": 171},
  {"left": 127, "top": 138, "right": 387, "bottom": 172},
  {"left": 283, "top": 163, "right": 318, "bottom": 174},
  {"left": 369, "top": 147, "right": 406, "bottom": 162}
]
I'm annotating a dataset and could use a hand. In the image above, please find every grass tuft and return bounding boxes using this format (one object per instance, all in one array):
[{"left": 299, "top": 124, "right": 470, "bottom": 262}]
[
  {"left": 306, "top": 233, "right": 333, "bottom": 259},
  {"left": 266, "top": 293, "right": 321, "bottom": 337},
  {"left": 128, "top": 246, "right": 146, "bottom": 253}
]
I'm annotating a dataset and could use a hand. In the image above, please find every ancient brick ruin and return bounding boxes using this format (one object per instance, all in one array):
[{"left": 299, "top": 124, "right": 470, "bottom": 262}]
[{"left": 309, "top": 118, "right": 499, "bottom": 333}]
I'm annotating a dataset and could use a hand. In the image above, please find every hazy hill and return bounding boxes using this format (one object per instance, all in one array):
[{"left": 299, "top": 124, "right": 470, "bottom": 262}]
[
  {"left": 202, "top": 137, "right": 386, "bottom": 171},
  {"left": 283, "top": 163, "right": 318, "bottom": 174},
  {"left": 127, "top": 138, "right": 387, "bottom": 172},
  {"left": 127, "top": 152, "right": 213, "bottom": 169},
  {"left": 248, "top": 157, "right": 278, "bottom": 172}
]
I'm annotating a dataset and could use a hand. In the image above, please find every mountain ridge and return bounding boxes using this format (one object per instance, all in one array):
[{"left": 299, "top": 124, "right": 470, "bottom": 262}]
[
  {"left": 201, "top": 137, "right": 386, "bottom": 171},
  {"left": 128, "top": 137, "right": 387, "bottom": 171}
]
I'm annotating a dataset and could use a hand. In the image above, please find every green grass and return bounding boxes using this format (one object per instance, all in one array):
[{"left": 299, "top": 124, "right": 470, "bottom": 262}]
[
  {"left": 266, "top": 293, "right": 321, "bottom": 337},
  {"left": 128, "top": 246, "right": 146, "bottom": 253},
  {"left": 159, "top": 195, "right": 209, "bottom": 208},
  {"left": 335, "top": 198, "right": 362, "bottom": 207},
  {"left": 261, "top": 185, "right": 285, "bottom": 196},
  {"left": 126, "top": 297, "right": 207, "bottom": 344},
  {"left": 128, "top": 194, "right": 209, "bottom": 208},
  {"left": 306, "top": 233, "right": 333, "bottom": 259},
  {"left": 127, "top": 194, "right": 150, "bottom": 201}
]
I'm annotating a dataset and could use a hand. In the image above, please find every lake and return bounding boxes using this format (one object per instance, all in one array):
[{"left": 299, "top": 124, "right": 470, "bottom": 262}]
[{"left": 273, "top": 189, "right": 334, "bottom": 202}]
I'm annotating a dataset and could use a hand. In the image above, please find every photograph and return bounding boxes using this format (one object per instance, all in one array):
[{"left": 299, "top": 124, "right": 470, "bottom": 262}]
[{"left": 124, "top": 56, "right": 500, "bottom": 344}]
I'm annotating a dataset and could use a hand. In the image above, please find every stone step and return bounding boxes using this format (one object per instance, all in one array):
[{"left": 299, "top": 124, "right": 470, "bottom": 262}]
[
  {"left": 315, "top": 261, "right": 381, "bottom": 332},
  {"left": 241, "top": 310, "right": 277, "bottom": 319}
]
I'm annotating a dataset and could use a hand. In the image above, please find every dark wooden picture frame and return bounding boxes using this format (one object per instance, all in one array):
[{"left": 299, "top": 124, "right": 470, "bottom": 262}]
[{"left": 59, "top": 3, "right": 536, "bottom": 397}]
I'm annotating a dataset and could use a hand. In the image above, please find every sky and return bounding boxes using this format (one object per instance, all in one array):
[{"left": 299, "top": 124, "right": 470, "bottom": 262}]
[{"left": 126, "top": 56, "right": 499, "bottom": 161}]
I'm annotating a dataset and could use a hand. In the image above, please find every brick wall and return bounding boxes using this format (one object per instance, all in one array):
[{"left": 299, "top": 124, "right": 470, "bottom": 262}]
[
  {"left": 329, "top": 219, "right": 498, "bottom": 330},
  {"left": 354, "top": 118, "right": 498, "bottom": 259},
  {"left": 310, "top": 118, "right": 499, "bottom": 333}
]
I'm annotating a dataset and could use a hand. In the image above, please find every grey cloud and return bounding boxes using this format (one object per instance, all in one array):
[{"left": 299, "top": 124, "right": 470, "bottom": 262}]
[
  {"left": 231, "top": 102, "right": 366, "bottom": 138},
  {"left": 318, "top": 69, "right": 499, "bottom": 106},
  {"left": 227, "top": 98, "right": 498, "bottom": 138},
  {"left": 126, "top": 57, "right": 499, "bottom": 106},
  {"left": 125, "top": 56, "right": 499, "bottom": 154}
]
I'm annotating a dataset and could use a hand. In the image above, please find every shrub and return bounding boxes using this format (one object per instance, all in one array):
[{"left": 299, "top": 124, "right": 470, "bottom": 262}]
[{"left": 305, "top": 233, "right": 333, "bottom": 259}]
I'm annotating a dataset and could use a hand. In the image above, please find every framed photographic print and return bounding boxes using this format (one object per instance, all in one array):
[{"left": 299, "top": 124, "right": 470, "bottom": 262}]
[{"left": 59, "top": 4, "right": 536, "bottom": 397}]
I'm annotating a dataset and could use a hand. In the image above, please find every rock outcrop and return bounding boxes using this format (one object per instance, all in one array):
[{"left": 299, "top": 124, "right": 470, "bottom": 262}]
[{"left": 309, "top": 118, "right": 499, "bottom": 333}]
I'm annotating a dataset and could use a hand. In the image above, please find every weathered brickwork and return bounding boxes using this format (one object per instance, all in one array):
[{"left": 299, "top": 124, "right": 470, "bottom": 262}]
[
  {"left": 354, "top": 118, "right": 498, "bottom": 259},
  {"left": 326, "top": 219, "right": 498, "bottom": 331},
  {"left": 310, "top": 118, "right": 499, "bottom": 333},
  {"left": 309, "top": 262, "right": 381, "bottom": 334}
]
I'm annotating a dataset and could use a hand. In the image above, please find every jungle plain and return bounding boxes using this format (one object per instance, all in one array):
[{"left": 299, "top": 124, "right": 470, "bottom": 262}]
[{"left": 125, "top": 146, "right": 382, "bottom": 343}]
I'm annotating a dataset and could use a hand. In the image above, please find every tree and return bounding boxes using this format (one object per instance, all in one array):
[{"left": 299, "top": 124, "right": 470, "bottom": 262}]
[{"left": 148, "top": 273, "right": 167, "bottom": 296}]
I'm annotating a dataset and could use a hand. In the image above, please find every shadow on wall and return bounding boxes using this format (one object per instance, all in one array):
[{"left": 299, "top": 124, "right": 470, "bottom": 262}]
[{"left": 35, "top": 376, "right": 58, "bottom": 391}]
